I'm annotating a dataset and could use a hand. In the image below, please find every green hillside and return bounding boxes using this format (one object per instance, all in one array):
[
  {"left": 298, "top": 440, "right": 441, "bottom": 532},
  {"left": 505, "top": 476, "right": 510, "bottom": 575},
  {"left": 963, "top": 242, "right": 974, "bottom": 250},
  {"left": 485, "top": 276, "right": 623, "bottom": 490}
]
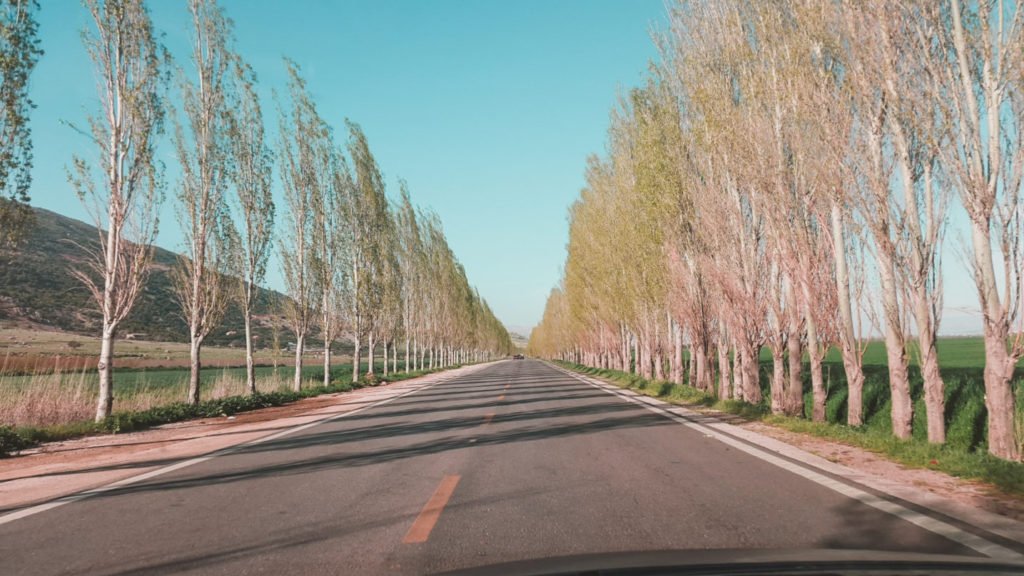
[{"left": 0, "top": 206, "right": 290, "bottom": 347}]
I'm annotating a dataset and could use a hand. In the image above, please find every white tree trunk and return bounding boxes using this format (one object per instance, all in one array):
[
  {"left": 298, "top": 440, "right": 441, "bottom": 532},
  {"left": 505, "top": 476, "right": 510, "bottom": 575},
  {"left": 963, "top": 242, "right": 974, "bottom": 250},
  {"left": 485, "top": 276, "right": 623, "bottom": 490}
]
[
  {"left": 367, "top": 333, "right": 376, "bottom": 375},
  {"left": 187, "top": 335, "right": 202, "bottom": 404},
  {"left": 293, "top": 333, "right": 305, "bottom": 392},
  {"left": 352, "top": 335, "right": 361, "bottom": 383},
  {"left": 95, "top": 329, "right": 115, "bottom": 422},
  {"left": 323, "top": 339, "right": 331, "bottom": 387},
  {"left": 244, "top": 309, "right": 256, "bottom": 394}
]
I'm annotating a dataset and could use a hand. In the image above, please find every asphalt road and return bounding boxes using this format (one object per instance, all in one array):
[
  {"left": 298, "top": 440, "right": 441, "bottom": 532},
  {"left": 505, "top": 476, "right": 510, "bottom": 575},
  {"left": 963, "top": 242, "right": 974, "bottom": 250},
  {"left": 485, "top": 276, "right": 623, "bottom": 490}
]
[{"left": 1, "top": 360, "right": 1019, "bottom": 575}]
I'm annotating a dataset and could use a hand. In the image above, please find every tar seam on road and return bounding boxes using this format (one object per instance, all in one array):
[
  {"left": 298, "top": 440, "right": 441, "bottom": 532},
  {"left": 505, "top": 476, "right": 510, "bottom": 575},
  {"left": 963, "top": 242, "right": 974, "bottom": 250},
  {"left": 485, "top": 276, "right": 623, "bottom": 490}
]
[
  {"left": 550, "top": 363, "right": 1024, "bottom": 562},
  {"left": 403, "top": 474, "right": 461, "bottom": 544},
  {"left": 0, "top": 369, "right": 475, "bottom": 528}
]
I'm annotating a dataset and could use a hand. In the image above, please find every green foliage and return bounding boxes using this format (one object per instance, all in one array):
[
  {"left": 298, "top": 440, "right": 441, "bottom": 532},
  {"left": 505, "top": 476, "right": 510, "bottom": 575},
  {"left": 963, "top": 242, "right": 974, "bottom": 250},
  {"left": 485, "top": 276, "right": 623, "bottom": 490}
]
[
  {"left": 825, "top": 387, "right": 848, "bottom": 424},
  {"left": 0, "top": 424, "right": 32, "bottom": 456},
  {"left": 947, "top": 392, "right": 987, "bottom": 453},
  {"left": 0, "top": 0, "right": 43, "bottom": 246}
]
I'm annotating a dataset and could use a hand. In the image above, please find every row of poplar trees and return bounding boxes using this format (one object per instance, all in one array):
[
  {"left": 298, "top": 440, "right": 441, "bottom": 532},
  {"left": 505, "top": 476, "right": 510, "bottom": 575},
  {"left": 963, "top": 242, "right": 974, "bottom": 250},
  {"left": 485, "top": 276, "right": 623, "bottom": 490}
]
[
  {"left": 529, "top": 0, "right": 1024, "bottom": 461},
  {"left": 46, "top": 0, "right": 511, "bottom": 422}
]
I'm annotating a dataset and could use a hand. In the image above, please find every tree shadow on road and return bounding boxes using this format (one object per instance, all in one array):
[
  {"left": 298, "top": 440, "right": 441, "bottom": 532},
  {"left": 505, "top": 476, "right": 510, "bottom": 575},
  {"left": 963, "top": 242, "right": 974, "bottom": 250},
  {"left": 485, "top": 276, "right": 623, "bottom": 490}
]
[
  {"left": 81, "top": 406, "right": 672, "bottom": 500},
  {"left": 815, "top": 497, "right": 979, "bottom": 556}
]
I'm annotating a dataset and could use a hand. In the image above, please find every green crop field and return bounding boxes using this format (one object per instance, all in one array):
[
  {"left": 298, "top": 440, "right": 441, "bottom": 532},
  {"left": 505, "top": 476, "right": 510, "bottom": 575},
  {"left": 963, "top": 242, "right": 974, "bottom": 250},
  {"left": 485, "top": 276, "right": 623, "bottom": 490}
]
[{"left": 752, "top": 336, "right": 1012, "bottom": 370}]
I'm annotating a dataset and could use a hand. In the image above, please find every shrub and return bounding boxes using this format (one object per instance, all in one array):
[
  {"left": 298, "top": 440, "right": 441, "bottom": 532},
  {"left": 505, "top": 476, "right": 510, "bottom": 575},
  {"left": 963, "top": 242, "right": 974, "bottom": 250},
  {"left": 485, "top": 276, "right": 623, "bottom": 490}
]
[{"left": 0, "top": 425, "right": 32, "bottom": 457}]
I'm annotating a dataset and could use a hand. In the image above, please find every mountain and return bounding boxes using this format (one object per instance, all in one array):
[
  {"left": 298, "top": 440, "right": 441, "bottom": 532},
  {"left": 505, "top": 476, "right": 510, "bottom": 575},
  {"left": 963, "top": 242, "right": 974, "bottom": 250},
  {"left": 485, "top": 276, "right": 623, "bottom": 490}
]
[{"left": 0, "top": 205, "right": 290, "bottom": 346}]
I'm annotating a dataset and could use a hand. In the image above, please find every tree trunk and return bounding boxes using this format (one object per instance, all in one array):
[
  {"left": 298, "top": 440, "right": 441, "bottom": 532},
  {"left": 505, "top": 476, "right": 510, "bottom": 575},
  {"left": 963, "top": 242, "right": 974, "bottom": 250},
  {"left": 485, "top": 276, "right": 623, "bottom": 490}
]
[
  {"left": 392, "top": 340, "right": 398, "bottom": 373},
  {"left": 367, "top": 333, "right": 376, "bottom": 375},
  {"left": 878, "top": 252, "right": 912, "bottom": 438},
  {"left": 982, "top": 329, "right": 1019, "bottom": 460},
  {"left": 971, "top": 220, "right": 1020, "bottom": 460},
  {"left": 689, "top": 342, "right": 699, "bottom": 388},
  {"left": 717, "top": 340, "right": 732, "bottom": 400},
  {"left": 692, "top": 342, "right": 703, "bottom": 390},
  {"left": 786, "top": 286, "right": 803, "bottom": 416},
  {"left": 654, "top": 346, "right": 664, "bottom": 381},
  {"left": 805, "top": 303, "right": 826, "bottom": 423},
  {"left": 673, "top": 321, "right": 683, "bottom": 384},
  {"left": 405, "top": 338, "right": 411, "bottom": 373},
  {"left": 323, "top": 339, "right": 332, "bottom": 387},
  {"left": 244, "top": 309, "right": 256, "bottom": 394},
  {"left": 187, "top": 335, "right": 202, "bottom": 404},
  {"left": 770, "top": 348, "right": 785, "bottom": 414},
  {"left": 830, "top": 201, "right": 865, "bottom": 426},
  {"left": 632, "top": 336, "right": 640, "bottom": 374},
  {"left": 731, "top": 338, "right": 743, "bottom": 401},
  {"left": 743, "top": 342, "right": 760, "bottom": 403},
  {"left": 95, "top": 329, "right": 115, "bottom": 422},
  {"left": 293, "top": 332, "right": 304, "bottom": 392},
  {"left": 352, "top": 335, "right": 360, "bottom": 383},
  {"left": 382, "top": 340, "right": 389, "bottom": 377},
  {"left": 621, "top": 325, "right": 629, "bottom": 372},
  {"left": 914, "top": 292, "right": 945, "bottom": 443}
]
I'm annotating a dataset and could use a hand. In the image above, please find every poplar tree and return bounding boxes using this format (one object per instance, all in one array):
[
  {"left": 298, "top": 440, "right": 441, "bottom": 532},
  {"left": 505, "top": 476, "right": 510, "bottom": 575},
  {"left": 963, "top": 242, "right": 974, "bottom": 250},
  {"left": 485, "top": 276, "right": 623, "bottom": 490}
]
[
  {"left": 0, "top": 0, "right": 41, "bottom": 245},
  {"left": 68, "top": 0, "right": 168, "bottom": 421},
  {"left": 172, "top": 0, "right": 235, "bottom": 405}
]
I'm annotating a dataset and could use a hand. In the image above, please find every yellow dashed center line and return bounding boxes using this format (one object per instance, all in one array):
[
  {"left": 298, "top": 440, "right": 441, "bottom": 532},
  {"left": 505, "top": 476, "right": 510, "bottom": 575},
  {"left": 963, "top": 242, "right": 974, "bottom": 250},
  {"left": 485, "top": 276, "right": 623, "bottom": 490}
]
[{"left": 403, "top": 475, "right": 461, "bottom": 544}]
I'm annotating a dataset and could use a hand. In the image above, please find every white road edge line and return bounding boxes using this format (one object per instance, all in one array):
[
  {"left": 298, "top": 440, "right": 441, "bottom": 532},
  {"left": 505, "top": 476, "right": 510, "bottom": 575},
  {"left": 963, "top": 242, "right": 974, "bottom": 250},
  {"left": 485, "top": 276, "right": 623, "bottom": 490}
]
[
  {"left": 553, "top": 364, "right": 1023, "bottom": 561},
  {"left": 0, "top": 366, "right": 483, "bottom": 527}
]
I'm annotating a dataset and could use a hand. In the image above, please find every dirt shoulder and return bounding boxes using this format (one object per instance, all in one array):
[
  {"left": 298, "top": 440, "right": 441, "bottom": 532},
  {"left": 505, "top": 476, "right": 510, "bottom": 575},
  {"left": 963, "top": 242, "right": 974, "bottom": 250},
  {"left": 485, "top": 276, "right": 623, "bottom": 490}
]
[
  {"left": 736, "top": 418, "right": 1024, "bottom": 522},
  {"left": 0, "top": 366, "right": 479, "bottom": 514}
]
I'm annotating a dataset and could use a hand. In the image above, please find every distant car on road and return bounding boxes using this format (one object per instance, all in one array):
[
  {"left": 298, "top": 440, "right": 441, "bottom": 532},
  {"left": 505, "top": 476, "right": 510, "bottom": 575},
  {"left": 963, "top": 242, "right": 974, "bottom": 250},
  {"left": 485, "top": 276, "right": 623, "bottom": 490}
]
[{"left": 513, "top": 354, "right": 524, "bottom": 360}]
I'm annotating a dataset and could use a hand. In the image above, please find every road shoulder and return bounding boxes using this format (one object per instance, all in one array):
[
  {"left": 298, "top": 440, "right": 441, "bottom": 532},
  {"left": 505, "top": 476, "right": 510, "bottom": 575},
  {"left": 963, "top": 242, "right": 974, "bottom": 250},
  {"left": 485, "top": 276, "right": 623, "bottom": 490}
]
[
  {"left": 0, "top": 363, "right": 492, "bottom": 515},
  {"left": 549, "top": 362, "right": 1024, "bottom": 555}
]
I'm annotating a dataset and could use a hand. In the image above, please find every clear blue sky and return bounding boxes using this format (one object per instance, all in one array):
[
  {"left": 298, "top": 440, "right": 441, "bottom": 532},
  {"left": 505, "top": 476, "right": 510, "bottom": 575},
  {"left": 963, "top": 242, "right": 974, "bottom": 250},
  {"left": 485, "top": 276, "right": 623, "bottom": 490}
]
[{"left": 27, "top": 0, "right": 669, "bottom": 336}]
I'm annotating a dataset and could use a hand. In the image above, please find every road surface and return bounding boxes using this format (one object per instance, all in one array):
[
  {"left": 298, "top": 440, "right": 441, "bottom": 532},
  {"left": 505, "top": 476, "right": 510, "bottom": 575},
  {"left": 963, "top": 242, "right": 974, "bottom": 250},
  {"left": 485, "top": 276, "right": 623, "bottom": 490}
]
[{"left": 1, "top": 360, "right": 1020, "bottom": 575}]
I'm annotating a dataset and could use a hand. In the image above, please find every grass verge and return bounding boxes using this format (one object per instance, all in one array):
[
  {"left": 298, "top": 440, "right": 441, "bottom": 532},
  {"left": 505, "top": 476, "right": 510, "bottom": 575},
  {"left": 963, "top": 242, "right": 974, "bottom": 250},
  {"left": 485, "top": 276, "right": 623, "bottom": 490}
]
[
  {"left": 0, "top": 365, "right": 457, "bottom": 457},
  {"left": 554, "top": 361, "right": 1024, "bottom": 497}
]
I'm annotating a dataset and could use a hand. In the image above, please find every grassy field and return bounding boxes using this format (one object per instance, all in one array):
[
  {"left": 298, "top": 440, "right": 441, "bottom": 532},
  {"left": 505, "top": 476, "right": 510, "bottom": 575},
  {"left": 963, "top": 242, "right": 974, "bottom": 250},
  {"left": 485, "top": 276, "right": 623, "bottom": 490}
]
[
  {"left": 0, "top": 324, "right": 302, "bottom": 374},
  {"left": 0, "top": 364, "right": 453, "bottom": 456},
  {"left": 0, "top": 325, "right": 416, "bottom": 428},
  {"left": 0, "top": 363, "right": 358, "bottom": 392},
  {"left": 823, "top": 337, "right": 1016, "bottom": 369},
  {"left": 751, "top": 336, "right": 1018, "bottom": 369},
  {"left": 0, "top": 359, "right": 398, "bottom": 428}
]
